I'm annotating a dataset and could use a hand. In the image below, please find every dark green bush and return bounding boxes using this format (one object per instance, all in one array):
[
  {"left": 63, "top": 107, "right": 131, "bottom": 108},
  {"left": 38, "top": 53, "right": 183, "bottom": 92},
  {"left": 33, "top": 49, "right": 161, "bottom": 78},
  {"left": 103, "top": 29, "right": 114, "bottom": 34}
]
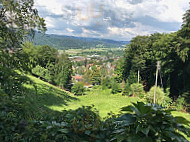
[
  {"left": 111, "top": 81, "right": 122, "bottom": 94},
  {"left": 112, "top": 102, "right": 190, "bottom": 142}
]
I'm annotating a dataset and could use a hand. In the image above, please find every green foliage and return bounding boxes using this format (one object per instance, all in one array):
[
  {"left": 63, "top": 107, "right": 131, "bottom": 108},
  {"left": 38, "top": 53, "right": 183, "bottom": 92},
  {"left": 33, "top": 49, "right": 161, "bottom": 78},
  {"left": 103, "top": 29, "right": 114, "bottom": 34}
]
[
  {"left": 0, "top": 75, "right": 189, "bottom": 141},
  {"left": 145, "top": 86, "right": 172, "bottom": 106},
  {"left": 130, "top": 83, "right": 145, "bottom": 98},
  {"left": 72, "top": 82, "right": 85, "bottom": 96},
  {"left": 122, "top": 29, "right": 190, "bottom": 100},
  {"left": 113, "top": 102, "right": 190, "bottom": 142},
  {"left": 32, "top": 65, "right": 52, "bottom": 82},
  {"left": 114, "top": 58, "right": 125, "bottom": 83},
  {"left": 91, "top": 69, "right": 101, "bottom": 85},
  {"left": 101, "top": 77, "right": 112, "bottom": 89},
  {"left": 22, "top": 43, "right": 72, "bottom": 89},
  {"left": 127, "top": 70, "right": 138, "bottom": 85},
  {"left": 33, "top": 32, "right": 128, "bottom": 49},
  {"left": 122, "top": 82, "right": 132, "bottom": 96},
  {"left": 175, "top": 96, "right": 187, "bottom": 111},
  {"left": 111, "top": 80, "right": 122, "bottom": 94},
  {"left": 0, "top": 0, "right": 46, "bottom": 50},
  {"left": 54, "top": 53, "right": 72, "bottom": 89}
]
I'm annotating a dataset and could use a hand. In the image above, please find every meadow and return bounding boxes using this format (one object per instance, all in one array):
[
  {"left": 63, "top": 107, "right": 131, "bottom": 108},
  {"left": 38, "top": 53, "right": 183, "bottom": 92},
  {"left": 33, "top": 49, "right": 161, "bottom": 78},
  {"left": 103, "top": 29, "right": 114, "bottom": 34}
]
[
  {"left": 26, "top": 74, "right": 190, "bottom": 121},
  {"left": 62, "top": 47, "right": 125, "bottom": 56}
]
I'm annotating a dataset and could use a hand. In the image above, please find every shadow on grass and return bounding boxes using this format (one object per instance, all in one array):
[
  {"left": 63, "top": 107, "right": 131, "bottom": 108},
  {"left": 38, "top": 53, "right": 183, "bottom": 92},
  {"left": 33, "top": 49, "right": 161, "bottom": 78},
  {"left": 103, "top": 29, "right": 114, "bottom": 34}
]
[{"left": 23, "top": 77, "right": 78, "bottom": 116}]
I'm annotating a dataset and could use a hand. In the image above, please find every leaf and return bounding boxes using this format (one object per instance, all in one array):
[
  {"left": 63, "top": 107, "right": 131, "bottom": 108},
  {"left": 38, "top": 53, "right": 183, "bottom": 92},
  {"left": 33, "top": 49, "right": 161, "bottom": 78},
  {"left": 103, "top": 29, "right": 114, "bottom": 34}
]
[
  {"left": 115, "top": 114, "right": 136, "bottom": 126},
  {"left": 136, "top": 125, "right": 150, "bottom": 136},
  {"left": 58, "top": 129, "right": 69, "bottom": 134},
  {"left": 175, "top": 116, "right": 190, "bottom": 126},
  {"left": 85, "top": 130, "right": 91, "bottom": 135},
  {"left": 121, "top": 106, "right": 133, "bottom": 112},
  {"left": 128, "top": 135, "right": 153, "bottom": 142}
]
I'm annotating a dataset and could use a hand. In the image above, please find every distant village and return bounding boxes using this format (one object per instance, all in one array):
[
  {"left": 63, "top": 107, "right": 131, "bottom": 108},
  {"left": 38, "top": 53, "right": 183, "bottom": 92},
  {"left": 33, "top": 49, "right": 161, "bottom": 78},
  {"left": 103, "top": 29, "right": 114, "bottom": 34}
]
[{"left": 70, "top": 54, "right": 120, "bottom": 87}]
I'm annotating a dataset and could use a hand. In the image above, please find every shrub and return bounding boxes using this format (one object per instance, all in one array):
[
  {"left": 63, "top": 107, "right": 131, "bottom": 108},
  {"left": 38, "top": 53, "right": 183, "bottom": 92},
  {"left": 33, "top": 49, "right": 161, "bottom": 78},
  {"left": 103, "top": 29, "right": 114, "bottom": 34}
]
[
  {"left": 101, "top": 77, "right": 112, "bottom": 89},
  {"left": 111, "top": 81, "right": 122, "bottom": 94},
  {"left": 122, "top": 83, "right": 132, "bottom": 96},
  {"left": 32, "top": 65, "right": 52, "bottom": 82},
  {"left": 145, "top": 86, "right": 172, "bottom": 106},
  {"left": 112, "top": 102, "right": 190, "bottom": 142},
  {"left": 175, "top": 96, "right": 187, "bottom": 111},
  {"left": 130, "top": 83, "right": 145, "bottom": 98},
  {"left": 72, "top": 82, "right": 85, "bottom": 96}
]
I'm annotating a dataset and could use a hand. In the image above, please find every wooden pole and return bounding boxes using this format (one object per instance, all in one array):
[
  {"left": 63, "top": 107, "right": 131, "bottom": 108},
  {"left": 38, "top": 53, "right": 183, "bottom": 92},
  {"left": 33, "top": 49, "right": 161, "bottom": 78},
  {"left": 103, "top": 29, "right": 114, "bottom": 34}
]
[
  {"left": 154, "top": 61, "right": 161, "bottom": 104},
  {"left": 138, "top": 69, "right": 140, "bottom": 83}
]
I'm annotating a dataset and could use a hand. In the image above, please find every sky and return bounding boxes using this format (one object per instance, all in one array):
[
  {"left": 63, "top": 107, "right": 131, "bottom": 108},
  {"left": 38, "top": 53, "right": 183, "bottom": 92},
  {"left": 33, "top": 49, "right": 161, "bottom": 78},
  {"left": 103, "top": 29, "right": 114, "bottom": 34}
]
[{"left": 34, "top": 0, "right": 190, "bottom": 41}]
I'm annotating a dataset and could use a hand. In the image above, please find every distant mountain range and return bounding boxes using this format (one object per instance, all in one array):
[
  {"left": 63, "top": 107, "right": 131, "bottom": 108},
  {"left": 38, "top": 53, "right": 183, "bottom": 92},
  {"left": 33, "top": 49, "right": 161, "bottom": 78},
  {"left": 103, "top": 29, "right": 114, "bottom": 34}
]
[{"left": 32, "top": 32, "right": 129, "bottom": 50}]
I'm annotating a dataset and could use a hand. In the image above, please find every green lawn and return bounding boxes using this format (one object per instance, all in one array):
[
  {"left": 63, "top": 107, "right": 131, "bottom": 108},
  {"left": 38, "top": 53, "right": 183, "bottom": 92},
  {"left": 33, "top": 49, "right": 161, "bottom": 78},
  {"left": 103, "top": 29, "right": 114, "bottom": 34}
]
[
  {"left": 49, "top": 88, "right": 138, "bottom": 118},
  {"left": 23, "top": 75, "right": 190, "bottom": 140},
  {"left": 25, "top": 75, "right": 190, "bottom": 122}
]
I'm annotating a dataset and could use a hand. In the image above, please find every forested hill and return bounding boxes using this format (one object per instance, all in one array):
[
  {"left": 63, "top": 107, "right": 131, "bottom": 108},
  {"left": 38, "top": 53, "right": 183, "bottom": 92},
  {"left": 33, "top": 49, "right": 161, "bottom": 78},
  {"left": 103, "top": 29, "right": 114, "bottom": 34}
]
[{"left": 32, "top": 32, "right": 129, "bottom": 49}]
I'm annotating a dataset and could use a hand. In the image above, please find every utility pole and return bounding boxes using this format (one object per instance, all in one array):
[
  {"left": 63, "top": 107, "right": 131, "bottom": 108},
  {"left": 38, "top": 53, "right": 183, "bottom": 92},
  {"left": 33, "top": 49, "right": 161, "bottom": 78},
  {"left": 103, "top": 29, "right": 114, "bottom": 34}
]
[
  {"left": 138, "top": 69, "right": 140, "bottom": 83},
  {"left": 153, "top": 61, "right": 161, "bottom": 104}
]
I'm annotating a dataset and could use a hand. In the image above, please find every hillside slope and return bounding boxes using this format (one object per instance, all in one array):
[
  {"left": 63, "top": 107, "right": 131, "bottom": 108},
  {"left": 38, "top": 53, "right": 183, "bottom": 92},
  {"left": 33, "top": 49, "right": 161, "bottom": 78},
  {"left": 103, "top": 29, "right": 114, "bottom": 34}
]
[
  {"left": 31, "top": 32, "right": 129, "bottom": 49},
  {"left": 23, "top": 74, "right": 77, "bottom": 116}
]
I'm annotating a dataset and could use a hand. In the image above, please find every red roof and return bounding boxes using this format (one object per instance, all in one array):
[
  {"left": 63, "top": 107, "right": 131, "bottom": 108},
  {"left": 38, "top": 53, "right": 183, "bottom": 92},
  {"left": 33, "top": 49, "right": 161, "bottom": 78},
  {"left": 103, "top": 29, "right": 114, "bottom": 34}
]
[{"left": 73, "top": 75, "right": 83, "bottom": 80}]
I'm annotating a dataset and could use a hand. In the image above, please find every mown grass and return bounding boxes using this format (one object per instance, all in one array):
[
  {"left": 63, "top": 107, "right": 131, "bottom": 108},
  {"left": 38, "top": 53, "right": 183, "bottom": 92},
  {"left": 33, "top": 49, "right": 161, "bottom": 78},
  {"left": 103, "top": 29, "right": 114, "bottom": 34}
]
[
  {"left": 49, "top": 87, "right": 139, "bottom": 118},
  {"left": 23, "top": 74, "right": 78, "bottom": 117},
  {"left": 22, "top": 75, "right": 190, "bottom": 140},
  {"left": 25, "top": 75, "right": 190, "bottom": 122}
]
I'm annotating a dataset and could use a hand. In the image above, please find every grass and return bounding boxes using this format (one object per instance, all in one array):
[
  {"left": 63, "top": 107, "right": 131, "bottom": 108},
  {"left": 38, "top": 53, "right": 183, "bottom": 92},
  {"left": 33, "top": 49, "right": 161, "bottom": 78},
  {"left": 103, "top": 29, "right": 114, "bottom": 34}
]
[
  {"left": 24, "top": 74, "right": 190, "bottom": 121},
  {"left": 23, "top": 74, "right": 78, "bottom": 116},
  {"left": 49, "top": 87, "right": 138, "bottom": 118},
  {"left": 63, "top": 48, "right": 125, "bottom": 56},
  {"left": 22, "top": 75, "right": 190, "bottom": 140}
]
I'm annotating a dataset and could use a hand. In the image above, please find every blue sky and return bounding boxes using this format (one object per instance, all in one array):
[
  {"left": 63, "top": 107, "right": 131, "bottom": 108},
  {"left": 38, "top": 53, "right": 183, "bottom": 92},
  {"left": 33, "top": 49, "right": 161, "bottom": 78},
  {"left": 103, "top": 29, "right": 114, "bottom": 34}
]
[{"left": 34, "top": 0, "right": 189, "bottom": 41}]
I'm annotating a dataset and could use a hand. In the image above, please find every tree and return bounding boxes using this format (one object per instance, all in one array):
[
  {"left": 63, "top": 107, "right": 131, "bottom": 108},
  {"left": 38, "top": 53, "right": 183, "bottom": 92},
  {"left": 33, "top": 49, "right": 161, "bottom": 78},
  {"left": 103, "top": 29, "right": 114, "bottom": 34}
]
[
  {"left": 54, "top": 53, "right": 72, "bottom": 89},
  {"left": 91, "top": 69, "right": 101, "bottom": 85},
  {"left": 114, "top": 58, "right": 125, "bottom": 83},
  {"left": 0, "top": 0, "right": 46, "bottom": 50},
  {"left": 0, "top": 0, "right": 46, "bottom": 95}
]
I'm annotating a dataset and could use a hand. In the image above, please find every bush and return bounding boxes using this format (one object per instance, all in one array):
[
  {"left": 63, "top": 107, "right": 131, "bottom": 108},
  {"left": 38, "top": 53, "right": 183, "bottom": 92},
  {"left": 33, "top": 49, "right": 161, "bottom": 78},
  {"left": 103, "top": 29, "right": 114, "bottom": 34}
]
[
  {"left": 111, "top": 81, "right": 122, "bottom": 94},
  {"left": 145, "top": 86, "right": 172, "bottom": 106},
  {"left": 72, "top": 82, "right": 85, "bottom": 96},
  {"left": 175, "top": 96, "right": 187, "bottom": 111},
  {"left": 130, "top": 83, "right": 145, "bottom": 98},
  {"left": 101, "top": 77, "right": 112, "bottom": 89},
  {"left": 112, "top": 102, "right": 190, "bottom": 142},
  {"left": 122, "top": 83, "right": 132, "bottom": 96},
  {"left": 32, "top": 65, "right": 52, "bottom": 82}
]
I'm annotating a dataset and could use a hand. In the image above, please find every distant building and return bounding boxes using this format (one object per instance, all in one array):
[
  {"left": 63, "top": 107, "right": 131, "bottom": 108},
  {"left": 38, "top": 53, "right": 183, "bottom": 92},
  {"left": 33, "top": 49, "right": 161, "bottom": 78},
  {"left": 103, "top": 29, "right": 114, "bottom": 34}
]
[{"left": 72, "top": 75, "right": 83, "bottom": 82}]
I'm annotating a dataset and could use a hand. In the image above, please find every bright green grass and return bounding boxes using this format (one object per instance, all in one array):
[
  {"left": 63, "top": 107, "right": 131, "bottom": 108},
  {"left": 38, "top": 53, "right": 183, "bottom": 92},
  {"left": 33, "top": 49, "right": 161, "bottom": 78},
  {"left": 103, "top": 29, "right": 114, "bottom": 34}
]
[
  {"left": 24, "top": 75, "right": 190, "bottom": 139},
  {"left": 49, "top": 88, "right": 139, "bottom": 118},
  {"left": 25, "top": 75, "right": 190, "bottom": 122},
  {"left": 63, "top": 48, "right": 125, "bottom": 56},
  {"left": 23, "top": 74, "right": 78, "bottom": 115}
]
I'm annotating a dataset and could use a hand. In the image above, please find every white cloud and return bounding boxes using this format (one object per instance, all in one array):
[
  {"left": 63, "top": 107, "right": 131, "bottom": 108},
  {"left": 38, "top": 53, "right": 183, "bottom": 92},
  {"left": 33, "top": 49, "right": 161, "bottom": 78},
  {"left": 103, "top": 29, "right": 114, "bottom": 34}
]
[
  {"left": 44, "top": 17, "right": 55, "bottom": 28},
  {"left": 131, "top": 0, "right": 189, "bottom": 23},
  {"left": 34, "top": 0, "right": 190, "bottom": 40},
  {"left": 66, "top": 28, "right": 74, "bottom": 33}
]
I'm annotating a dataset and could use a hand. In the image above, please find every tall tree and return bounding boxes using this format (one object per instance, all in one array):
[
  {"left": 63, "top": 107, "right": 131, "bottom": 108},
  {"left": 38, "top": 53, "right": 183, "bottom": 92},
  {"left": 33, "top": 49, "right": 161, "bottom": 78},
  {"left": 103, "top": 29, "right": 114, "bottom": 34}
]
[
  {"left": 54, "top": 53, "right": 72, "bottom": 89},
  {"left": 0, "top": 0, "right": 46, "bottom": 95}
]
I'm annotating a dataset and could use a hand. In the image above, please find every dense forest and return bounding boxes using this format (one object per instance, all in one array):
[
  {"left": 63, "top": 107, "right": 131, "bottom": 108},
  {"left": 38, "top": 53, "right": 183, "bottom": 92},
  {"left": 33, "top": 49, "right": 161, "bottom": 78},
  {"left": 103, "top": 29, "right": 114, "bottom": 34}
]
[
  {"left": 32, "top": 32, "right": 129, "bottom": 49},
  {"left": 115, "top": 16, "right": 190, "bottom": 104},
  {"left": 0, "top": 0, "right": 190, "bottom": 141}
]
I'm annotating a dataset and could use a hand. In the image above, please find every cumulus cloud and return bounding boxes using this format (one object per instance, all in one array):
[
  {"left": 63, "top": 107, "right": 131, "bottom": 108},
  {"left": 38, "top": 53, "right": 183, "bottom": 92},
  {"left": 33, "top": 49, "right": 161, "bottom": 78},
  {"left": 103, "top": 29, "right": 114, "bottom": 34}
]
[{"left": 34, "top": 0, "right": 189, "bottom": 40}]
